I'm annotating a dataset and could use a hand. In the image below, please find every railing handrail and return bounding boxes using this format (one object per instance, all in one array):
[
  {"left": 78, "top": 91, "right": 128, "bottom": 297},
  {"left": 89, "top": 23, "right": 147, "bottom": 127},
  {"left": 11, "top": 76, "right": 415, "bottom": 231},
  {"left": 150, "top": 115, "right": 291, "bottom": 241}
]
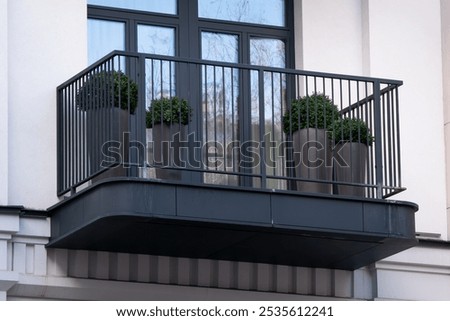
[
  {"left": 340, "top": 84, "right": 400, "bottom": 115},
  {"left": 57, "top": 50, "right": 403, "bottom": 90}
]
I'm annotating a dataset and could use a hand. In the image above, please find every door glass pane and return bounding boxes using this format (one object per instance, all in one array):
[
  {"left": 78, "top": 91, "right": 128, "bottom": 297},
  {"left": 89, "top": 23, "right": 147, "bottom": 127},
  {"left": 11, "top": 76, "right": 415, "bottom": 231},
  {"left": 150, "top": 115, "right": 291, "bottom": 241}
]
[
  {"left": 199, "top": 0, "right": 285, "bottom": 27},
  {"left": 250, "top": 38, "right": 285, "bottom": 68},
  {"left": 88, "top": 19, "right": 125, "bottom": 64},
  {"left": 138, "top": 25, "right": 177, "bottom": 179},
  {"left": 201, "top": 32, "right": 239, "bottom": 186},
  {"left": 250, "top": 38, "right": 286, "bottom": 189},
  {"left": 138, "top": 24, "right": 176, "bottom": 101},
  {"left": 137, "top": 25, "right": 175, "bottom": 56},
  {"left": 88, "top": 0, "right": 177, "bottom": 15},
  {"left": 202, "top": 32, "right": 239, "bottom": 63}
]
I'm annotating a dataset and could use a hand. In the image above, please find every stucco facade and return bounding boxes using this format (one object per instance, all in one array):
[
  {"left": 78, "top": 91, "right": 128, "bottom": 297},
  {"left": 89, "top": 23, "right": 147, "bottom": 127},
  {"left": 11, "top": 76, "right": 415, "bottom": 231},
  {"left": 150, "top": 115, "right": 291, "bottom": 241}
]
[{"left": 1, "top": 0, "right": 449, "bottom": 300}]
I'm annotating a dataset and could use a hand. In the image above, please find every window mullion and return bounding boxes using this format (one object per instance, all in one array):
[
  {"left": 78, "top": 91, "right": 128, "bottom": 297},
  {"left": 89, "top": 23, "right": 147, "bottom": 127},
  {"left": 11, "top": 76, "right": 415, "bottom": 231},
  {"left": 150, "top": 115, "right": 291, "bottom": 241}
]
[{"left": 128, "top": 18, "right": 137, "bottom": 53}]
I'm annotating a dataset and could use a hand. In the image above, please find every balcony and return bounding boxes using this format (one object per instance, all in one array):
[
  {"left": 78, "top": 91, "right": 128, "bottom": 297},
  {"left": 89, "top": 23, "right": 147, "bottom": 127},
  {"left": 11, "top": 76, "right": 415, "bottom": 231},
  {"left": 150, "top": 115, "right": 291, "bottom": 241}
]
[{"left": 49, "top": 51, "right": 417, "bottom": 270}]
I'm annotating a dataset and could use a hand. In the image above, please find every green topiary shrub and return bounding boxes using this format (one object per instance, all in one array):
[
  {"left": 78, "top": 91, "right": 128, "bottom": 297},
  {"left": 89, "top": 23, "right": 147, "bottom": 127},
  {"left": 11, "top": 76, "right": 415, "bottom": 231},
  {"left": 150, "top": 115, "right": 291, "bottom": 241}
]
[
  {"left": 76, "top": 70, "right": 138, "bottom": 114},
  {"left": 331, "top": 118, "right": 374, "bottom": 146},
  {"left": 146, "top": 96, "right": 191, "bottom": 128},
  {"left": 283, "top": 93, "right": 340, "bottom": 134}
]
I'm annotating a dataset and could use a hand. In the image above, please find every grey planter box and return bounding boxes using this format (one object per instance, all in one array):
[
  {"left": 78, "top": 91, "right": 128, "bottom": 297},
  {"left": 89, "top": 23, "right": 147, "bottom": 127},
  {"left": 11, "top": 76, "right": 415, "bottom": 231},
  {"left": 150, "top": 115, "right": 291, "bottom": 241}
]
[
  {"left": 334, "top": 142, "right": 368, "bottom": 197},
  {"left": 89, "top": 108, "right": 131, "bottom": 182},
  {"left": 292, "top": 128, "right": 332, "bottom": 194},
  {"left": 147, "top": 123, "right": 186, "bottom": 180}
]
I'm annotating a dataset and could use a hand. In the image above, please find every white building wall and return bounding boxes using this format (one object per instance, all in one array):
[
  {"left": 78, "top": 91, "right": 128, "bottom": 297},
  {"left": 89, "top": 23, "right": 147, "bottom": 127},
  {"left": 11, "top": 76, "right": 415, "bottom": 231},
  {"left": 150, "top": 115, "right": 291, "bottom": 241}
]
[
  {"left": 375, "top": 244, "right": 450, "bottom": 300},
  {"left": 0, "top": 211, "right": 20, "bottom": 301},
  {"left": 442, "top": 0, "right": 450, "bottom": 237},
  {"left": 366, "top": 0, "right": 447, "bottom": 240},
  {"left": 0, "top": 0, "right": 8, "bottom": 205},
  {"left": 364, "top": 0, "right": 450, "bottom": 298},
  {"left": 7, "top": 0, "right": 87, "bottom": 210},
  {"left": 301, "top": 0, "right": 364, "bottom": 75}
]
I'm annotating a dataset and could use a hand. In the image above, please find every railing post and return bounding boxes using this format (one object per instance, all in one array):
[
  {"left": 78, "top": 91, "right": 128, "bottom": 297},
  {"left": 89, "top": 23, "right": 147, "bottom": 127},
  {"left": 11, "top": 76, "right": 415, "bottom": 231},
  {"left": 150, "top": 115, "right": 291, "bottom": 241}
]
[
  {"left": 56, "top": 88, "right": 62, "bottom": 195},
  {"left": 138, "top": 53, "right": 147, "bottom": 171},
  {"left": 239, "top": 67, "right": 253, "bottom": 187},
  {"left": 258, "top": 68, "right": 267, "bottom": 189},
  {"left": 373, "top": 81, "right": 383, "bottom": 198}
]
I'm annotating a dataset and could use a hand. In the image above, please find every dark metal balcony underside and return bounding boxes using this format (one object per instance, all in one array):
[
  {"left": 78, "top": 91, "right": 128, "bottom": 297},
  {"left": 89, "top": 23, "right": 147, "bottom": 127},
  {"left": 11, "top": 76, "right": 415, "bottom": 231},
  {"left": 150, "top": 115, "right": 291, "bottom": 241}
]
[{"left": 48, "top": 179, "right": 417, "bottom": 270}]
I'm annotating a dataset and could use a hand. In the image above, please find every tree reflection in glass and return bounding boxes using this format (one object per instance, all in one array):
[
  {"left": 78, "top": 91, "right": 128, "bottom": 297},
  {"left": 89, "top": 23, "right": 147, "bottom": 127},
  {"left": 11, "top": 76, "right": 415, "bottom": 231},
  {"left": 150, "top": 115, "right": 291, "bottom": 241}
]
[
  {"left": 250, "top": 38, "right": 287, "bottom": 189},
  {"left": 201, "top": 32, "right": 239, "bottom": 186},
  {"left": 138, "top": 25, "right": 176, "bottom": 104},
  {"left": 199, "top": 0, "right": 285, "bottom": 27}
]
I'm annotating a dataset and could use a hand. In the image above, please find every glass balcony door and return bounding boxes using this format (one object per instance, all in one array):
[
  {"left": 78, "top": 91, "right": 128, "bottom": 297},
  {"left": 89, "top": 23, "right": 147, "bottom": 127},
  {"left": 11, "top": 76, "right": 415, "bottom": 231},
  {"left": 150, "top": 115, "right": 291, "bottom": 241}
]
[
  {"left": 201, "top": 32, "right": 240, "bottom": 185},
  {"left": 137, "top": 24, "right": 176, "bottom": 101},
  {"left": 200, "top": 31, "right": 288, "bottom": 187},
  {"left": 87, "top": 0, "right": 293, "bottom": 187},
  {"left": 249, "top": 37, "right": 287, "bottom": 189}
]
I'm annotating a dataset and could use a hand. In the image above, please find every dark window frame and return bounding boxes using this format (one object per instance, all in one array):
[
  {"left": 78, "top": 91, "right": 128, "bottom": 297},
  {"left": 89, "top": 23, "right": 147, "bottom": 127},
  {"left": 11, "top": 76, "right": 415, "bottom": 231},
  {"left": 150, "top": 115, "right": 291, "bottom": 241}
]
[
  {"left": 87, "top": 0, "right": 295, "bottom": 187},
  {"left": 87, "top": 0, "right": 295, "bottom": 67}
]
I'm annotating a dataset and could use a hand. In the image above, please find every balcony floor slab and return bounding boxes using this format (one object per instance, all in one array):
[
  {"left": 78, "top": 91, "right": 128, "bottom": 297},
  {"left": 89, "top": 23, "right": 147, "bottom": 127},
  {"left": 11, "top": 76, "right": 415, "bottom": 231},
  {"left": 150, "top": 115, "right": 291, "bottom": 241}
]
[{"left": 47, "top": 179, "right": 418, "bottom": 270}]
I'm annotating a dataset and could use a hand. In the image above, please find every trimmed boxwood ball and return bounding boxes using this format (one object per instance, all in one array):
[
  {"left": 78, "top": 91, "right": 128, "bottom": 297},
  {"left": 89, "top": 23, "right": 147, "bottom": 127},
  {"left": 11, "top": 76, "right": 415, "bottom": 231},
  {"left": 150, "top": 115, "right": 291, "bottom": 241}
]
[
  {"left": 146, "top": 96, "right": 191, "bottom": 128},
  {"left": 76, "top": 70, "right": 138, "bottom": 114},
  {"left": 283, "top": 93, "right": 340, "bottom": 134},
  {"left": 331, "top": 118, "right": 374, "bottom": 146}
]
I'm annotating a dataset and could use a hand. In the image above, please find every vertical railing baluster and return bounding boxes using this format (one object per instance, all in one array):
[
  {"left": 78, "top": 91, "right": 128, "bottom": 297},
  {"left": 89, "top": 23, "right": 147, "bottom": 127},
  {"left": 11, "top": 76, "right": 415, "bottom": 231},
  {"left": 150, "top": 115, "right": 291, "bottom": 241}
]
[
  {"left": 395, "top": 86, "right": 401, "bottom": 188},
  {"left": 57, "top": 87, "right": 62, "bottom": 193},
  {"left": 75, "top": 77, "right": 80, "bottom": 186},
  {"left": 231, "top": 67, "right": 236, "bottom": 174},
  {"left": 99, "top": 63, "right": 105, "bottom": 174},
  {"left": 381, "top": 92, "right": 388, "bottom": 197},
  {"left": 368, "top": 85, "right": 375, "bottom": 197},
  {"left": 364, "top": 81, "right": 371, "bottom": 197},
  {"left": 391, "top": 87, "right": 397, "bottom": 191},
  {"left": 386, "top": 87, "right": 394, "bottom": 193},
  {"left": 213, "top": 66, "right": 218, "bottom": 171},
  {"left": 278, "top": 72, "right": 282, "bottom": 180},
  {"left": 69, "top": 79, "right": 74, "bottom": 194},
  {"left": 373, "top": 81, "right": 383, "bottom": 198},
  {"left": 64, "top": 86, "right": 67, "bottom": 193},
  {"left": 258, "top": 68, "right": 266, "bottom": 189},
  {"left": 138, "top": 54, "right": 147, "bottom": 170},
  {"left": 92, "top": 68, "right": 97, "bottom": 176},
  {"left": 222, "top": 66, "right": 226, "bottom": 175},
  {"left": 270, "top": 72, "right": 275, "bottom": 179},
  {"left": 204, "top": 64, "right": 208, "bottom": 172},
  {"left": 279, "top": 71, "right": 284, "bottom": 183}
]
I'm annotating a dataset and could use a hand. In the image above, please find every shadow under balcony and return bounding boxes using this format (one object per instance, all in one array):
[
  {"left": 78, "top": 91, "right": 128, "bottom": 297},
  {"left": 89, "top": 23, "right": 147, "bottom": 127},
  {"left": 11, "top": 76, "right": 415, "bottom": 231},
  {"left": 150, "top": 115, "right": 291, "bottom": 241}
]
[{"left": 49, "top": 51, "right": 418, "bottom": 270}]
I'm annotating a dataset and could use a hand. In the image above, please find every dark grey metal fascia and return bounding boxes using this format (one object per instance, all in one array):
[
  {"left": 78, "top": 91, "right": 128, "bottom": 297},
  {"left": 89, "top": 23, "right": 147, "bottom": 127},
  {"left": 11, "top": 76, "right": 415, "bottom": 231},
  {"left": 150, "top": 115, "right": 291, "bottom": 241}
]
[{"left": 47, "top": 178, "right": 418, "bottom": 271}]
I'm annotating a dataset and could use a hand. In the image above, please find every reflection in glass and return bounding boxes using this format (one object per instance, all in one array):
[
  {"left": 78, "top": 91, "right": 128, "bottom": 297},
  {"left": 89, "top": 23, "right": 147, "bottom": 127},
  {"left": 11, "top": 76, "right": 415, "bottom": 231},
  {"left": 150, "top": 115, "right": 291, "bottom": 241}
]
[
  {"left": 88, "top": 0, "right": 176, "bottom": 15},
  {"left": 138, "top": 25, "right": 176, "bottom": 104},
  {"left": 88, "top": 19, "right": 125, "bottom": 65},
  {"left": 199, "top": 0, "right": 285, "bottom": 27},
  {"left": 202, "top": 32, "right": 239, "bottom": 63},
  {"left": 137, "top": 25, "right": 177, "bottom": 181},
  {"left": 201, "top": 32, "right": 239, "bottom": 186},
  {"left": 138, "top": 25, "right": 175, "bottom": 56},
  {"left": 250, "top": 38, "right": 287, "bottom": 189},
  {"left": 250, "top": 38, "right": 286, "bottom": 68}
]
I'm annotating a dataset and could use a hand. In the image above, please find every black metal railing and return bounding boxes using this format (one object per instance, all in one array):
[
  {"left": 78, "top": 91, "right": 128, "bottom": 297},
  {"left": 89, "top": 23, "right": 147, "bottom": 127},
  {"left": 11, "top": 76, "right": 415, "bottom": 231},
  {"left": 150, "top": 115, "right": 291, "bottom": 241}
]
[{"left": 57, "top": 51, "right": 404, "bottom": 199}]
